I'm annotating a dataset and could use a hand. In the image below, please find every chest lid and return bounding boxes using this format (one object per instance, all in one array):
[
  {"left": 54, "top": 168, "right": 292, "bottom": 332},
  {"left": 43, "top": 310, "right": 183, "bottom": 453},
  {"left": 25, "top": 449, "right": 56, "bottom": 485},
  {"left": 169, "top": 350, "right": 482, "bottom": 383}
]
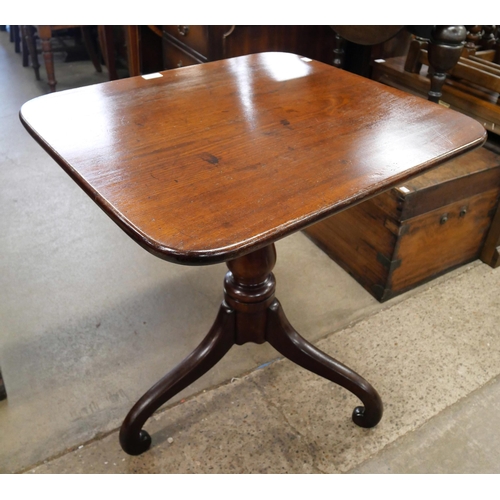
[{"left": 393, "top": 145, "right": 500, "bottom": 221}]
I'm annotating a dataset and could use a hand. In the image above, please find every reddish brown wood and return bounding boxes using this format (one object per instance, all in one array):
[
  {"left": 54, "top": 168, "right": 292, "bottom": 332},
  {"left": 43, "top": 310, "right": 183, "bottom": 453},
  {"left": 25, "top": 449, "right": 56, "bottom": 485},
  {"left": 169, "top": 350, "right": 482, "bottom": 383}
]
[
  {"left": 125, "top": 25, "right": 141, "bottom": 77},
  {"left": 30, "top": 25, "right": 102, "bottom": 92},
  {"left": 39, "top": 33, "right": 56, "bottom": 92},
  {"left": 465, "top": 26, "right": 483, "bottom": 55},
  {"left": 373, "top": 56, "right": 500, "bottom": 134},
  {"left": 162, "top": 26, "right": 337, "bottom": 70},
  {"left": 120, "top": 302, "right": 236, "bottom": 455},
  {"left": 97, "top": 25, "right": 118, "bottom": 80},
  {"left": 120, "top": 244, "right": 382, "bottom": 455},
  {"left": 404, "top": 37, "right": 427, "bottom": 73},
  {"left": 427, "top": 26, "right": 467, "bottom": 103},
  {"left": 266, "top": 300, "right": 382, "bottom": 428},
  {"left": 304, "top": 147, "right": 500, "bottom": 301},
  {"left": 20, "top": 52, "right": 486, "bottom": 455},
  {"left": 20, "top": 53, "right": 486, "bottom": 266}
]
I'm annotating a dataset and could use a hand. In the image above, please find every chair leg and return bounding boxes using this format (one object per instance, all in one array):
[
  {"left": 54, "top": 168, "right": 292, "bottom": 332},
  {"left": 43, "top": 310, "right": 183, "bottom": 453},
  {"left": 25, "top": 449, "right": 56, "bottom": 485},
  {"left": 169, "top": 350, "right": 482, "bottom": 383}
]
[
  {"left": 81, "top": 26, "right": 102, "bottom": 73},
  {"left": 13, "top": 25, "right": 20, "bottom": 53},
  {"left": 37, "top": 26, "right": 57, "bottom": 92},
  {"left": 20, "top": 25, "right": 29, "bottom": 67},
  {"left": 25, "top": 26, "right": 41, "bottom": 80}
]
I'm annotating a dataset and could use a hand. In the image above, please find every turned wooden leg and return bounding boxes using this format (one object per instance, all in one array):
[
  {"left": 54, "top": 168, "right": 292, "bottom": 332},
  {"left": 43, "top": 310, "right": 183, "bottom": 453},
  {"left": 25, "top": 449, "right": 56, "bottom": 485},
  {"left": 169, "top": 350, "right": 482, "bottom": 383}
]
[
  {"left": 332, "top": 32, "right": 346, "bottom": 69},
  {"left": 119, "top": 304, "right": 236, "bottom": 455},
  {"left": 13, "top": 25, "right": 20, "bottom": 53},
  {"left": 25, "top": 26, "right": 40, "bottom": 80},
  {"left": 37, "top": 26, "right": 57, "bottom": 92},
  {"left": 266, "top": 300, "right": 383, "bottom": 427},
  {"left": 427, "top": 26, "right": 467, "bottom": 103},
  {"left": 20, "top": 25, "right": 29, "bottom": 67}
]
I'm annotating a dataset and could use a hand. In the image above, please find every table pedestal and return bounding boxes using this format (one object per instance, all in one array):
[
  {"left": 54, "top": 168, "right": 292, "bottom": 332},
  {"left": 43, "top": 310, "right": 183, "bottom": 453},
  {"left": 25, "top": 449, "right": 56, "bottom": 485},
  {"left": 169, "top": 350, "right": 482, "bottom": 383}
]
[{"left": 119, "top": 244, "right": 383, "bottom": 456}]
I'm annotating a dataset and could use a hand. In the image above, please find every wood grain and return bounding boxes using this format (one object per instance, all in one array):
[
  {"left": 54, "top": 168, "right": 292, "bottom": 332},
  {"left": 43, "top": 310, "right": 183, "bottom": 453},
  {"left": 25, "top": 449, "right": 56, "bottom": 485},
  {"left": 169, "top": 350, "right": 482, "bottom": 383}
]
[
  {"left": 20, "top": 52, "right": 486, "bottom": 265},
  {"left": 304, "top": 146, "right": 500, "bottom": 301}
]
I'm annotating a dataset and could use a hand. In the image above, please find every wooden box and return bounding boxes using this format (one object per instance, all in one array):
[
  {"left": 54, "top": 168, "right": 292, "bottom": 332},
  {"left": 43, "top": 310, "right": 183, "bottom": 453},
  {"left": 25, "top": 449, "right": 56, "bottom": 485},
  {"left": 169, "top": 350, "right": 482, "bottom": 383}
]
[{"left": 304, "top": 146, "right": 500, "bottom": 302}]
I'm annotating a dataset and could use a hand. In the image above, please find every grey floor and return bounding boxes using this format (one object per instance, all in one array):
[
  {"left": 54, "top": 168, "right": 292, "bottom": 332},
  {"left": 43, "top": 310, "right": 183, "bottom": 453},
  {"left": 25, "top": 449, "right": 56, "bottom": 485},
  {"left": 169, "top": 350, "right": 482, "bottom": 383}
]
[{"left": 1, "top": 30, "right": 500, "bottom": 474}]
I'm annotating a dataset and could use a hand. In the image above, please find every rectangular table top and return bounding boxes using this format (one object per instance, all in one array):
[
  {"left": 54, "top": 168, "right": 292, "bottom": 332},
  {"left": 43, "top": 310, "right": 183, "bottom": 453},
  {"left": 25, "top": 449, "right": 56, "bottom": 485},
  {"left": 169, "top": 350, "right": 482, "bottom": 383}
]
[{"left": 20, "top": 52, "right": 486, "bottom": 264}]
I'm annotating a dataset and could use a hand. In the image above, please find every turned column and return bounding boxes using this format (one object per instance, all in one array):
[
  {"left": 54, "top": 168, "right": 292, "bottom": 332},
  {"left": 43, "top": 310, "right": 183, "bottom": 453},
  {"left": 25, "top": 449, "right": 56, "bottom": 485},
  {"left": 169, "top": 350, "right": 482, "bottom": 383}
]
[
  {"left": 224, "top": 245, "right": 277, "bottom": 345},
  {"left": 36, "top": 26, "right": 57, "bottom": 92},
  {"left": 427, "top": 25, "right": 467, "bottom": 103}
]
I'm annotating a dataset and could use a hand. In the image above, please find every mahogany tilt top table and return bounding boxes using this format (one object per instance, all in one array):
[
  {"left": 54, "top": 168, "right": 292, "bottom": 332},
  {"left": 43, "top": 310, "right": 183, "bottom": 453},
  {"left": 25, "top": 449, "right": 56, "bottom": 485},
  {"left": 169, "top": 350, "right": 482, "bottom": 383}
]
[{"left": 20, "top": 52, "right": 486, "bottom": 455}]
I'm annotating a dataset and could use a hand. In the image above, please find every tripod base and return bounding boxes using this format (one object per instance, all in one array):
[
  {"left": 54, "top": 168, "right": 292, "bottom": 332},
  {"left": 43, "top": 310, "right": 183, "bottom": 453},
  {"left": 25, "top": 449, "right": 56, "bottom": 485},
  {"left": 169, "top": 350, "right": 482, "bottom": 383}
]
[{"left": 119, "top": 244, "right": 383, "bottom": 455}]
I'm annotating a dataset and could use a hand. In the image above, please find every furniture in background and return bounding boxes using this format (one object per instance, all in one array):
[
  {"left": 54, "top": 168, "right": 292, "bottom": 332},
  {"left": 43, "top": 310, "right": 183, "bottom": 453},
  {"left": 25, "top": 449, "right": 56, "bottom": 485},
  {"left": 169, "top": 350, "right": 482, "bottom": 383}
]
[
  {"left": 23, "top": 25, "right": 102, "bottom": 92},
  {"left": 372, "top": 26, "right": 500, "bottom": 133},
  {"left": 9, "top": 24, "right": 20, "bottom": 53},
  {"left": 161, "top": 25, "right": 338, "bottom": 69},
  {"left": 372, "top": 25, "right": 500, "bottom": 270},
  {"left": 480, "top": 136, "right": 500, "bottom": 267},
  {"left": 97, "top": 26, "right": 164, "bottom": 80},
  {"left": 304, "top": 147, "right": 500, "bottom": 301},
  {"left": 303, "top": 26, "right": 500, "bottom": 300},
  {"left": 20, "top": 52, "right": 485, "bottom": 455},
  {"left": 96, "top": 25, "right": 408, "bottom": 79}
]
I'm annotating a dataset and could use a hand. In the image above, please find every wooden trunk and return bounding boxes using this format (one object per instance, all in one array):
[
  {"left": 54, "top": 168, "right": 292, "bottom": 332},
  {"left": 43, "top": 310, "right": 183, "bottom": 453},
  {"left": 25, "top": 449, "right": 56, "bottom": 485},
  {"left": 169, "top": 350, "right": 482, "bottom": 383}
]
[{"left": 304, "top": 146, "right": 500, "bottom": 302}]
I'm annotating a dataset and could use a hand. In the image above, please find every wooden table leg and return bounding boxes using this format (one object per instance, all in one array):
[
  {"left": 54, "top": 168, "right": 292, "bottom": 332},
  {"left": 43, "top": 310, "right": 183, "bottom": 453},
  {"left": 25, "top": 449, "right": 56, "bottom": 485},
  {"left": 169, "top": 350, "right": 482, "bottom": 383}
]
[
  {"left": 20, "top": 25, "right": 29, "bottom": 68},
  {"left": 125, "top": 26, "right": 141, "bottom": 77},
  {"left": 25, "top": 26, "right": 40, "bottom": 80},
  {"left": 12, "top": 25, "right": 20, "bottom": 53},
  {"left": 427, "top": 26, "right": 467, "bottom": 103},
  {"left": 119, "top": 244, "right": 383, "bottom": 455},
  {"left": 36, "top": 26, "right": 57, "bottom": 92}
]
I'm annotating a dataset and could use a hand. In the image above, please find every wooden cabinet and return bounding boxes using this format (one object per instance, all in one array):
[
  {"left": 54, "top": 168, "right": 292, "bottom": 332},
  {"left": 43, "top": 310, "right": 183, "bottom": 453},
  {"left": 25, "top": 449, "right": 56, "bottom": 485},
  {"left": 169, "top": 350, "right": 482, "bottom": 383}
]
[{"left": 162, "top": 25, "right": 337, "bottom": 69}]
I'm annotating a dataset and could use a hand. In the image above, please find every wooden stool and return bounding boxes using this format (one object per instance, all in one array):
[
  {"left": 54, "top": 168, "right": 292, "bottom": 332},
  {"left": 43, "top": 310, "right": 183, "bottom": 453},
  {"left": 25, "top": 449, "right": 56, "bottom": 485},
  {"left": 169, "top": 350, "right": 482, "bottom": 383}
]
[{"left": 20, "top": 53, "right": 486, "bottom": 455}]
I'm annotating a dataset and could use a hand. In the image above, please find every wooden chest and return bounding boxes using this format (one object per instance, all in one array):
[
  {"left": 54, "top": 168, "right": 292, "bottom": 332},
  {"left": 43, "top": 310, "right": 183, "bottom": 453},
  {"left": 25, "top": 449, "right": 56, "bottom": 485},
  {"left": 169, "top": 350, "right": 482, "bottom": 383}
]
[{"left": 303, "top": 146, "right": 500, "bottom": 302}]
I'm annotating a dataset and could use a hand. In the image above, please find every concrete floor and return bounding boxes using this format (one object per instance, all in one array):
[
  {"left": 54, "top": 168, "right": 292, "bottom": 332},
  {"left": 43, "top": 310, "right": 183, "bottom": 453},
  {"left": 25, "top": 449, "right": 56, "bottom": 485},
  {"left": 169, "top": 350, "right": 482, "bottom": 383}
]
[{"left": 1, "top": 30, "right": 500, "bottom": 474}]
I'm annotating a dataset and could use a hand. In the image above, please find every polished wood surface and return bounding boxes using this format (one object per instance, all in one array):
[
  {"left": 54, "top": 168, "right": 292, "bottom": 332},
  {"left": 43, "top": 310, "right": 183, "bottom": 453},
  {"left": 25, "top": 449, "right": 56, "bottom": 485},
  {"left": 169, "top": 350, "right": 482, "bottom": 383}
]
[
  {"left": 20, "top": 52, "right": 486, "bottom": 265},
  {"left": 20, "top": 52, "right": 487, "bottom": 456}
]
